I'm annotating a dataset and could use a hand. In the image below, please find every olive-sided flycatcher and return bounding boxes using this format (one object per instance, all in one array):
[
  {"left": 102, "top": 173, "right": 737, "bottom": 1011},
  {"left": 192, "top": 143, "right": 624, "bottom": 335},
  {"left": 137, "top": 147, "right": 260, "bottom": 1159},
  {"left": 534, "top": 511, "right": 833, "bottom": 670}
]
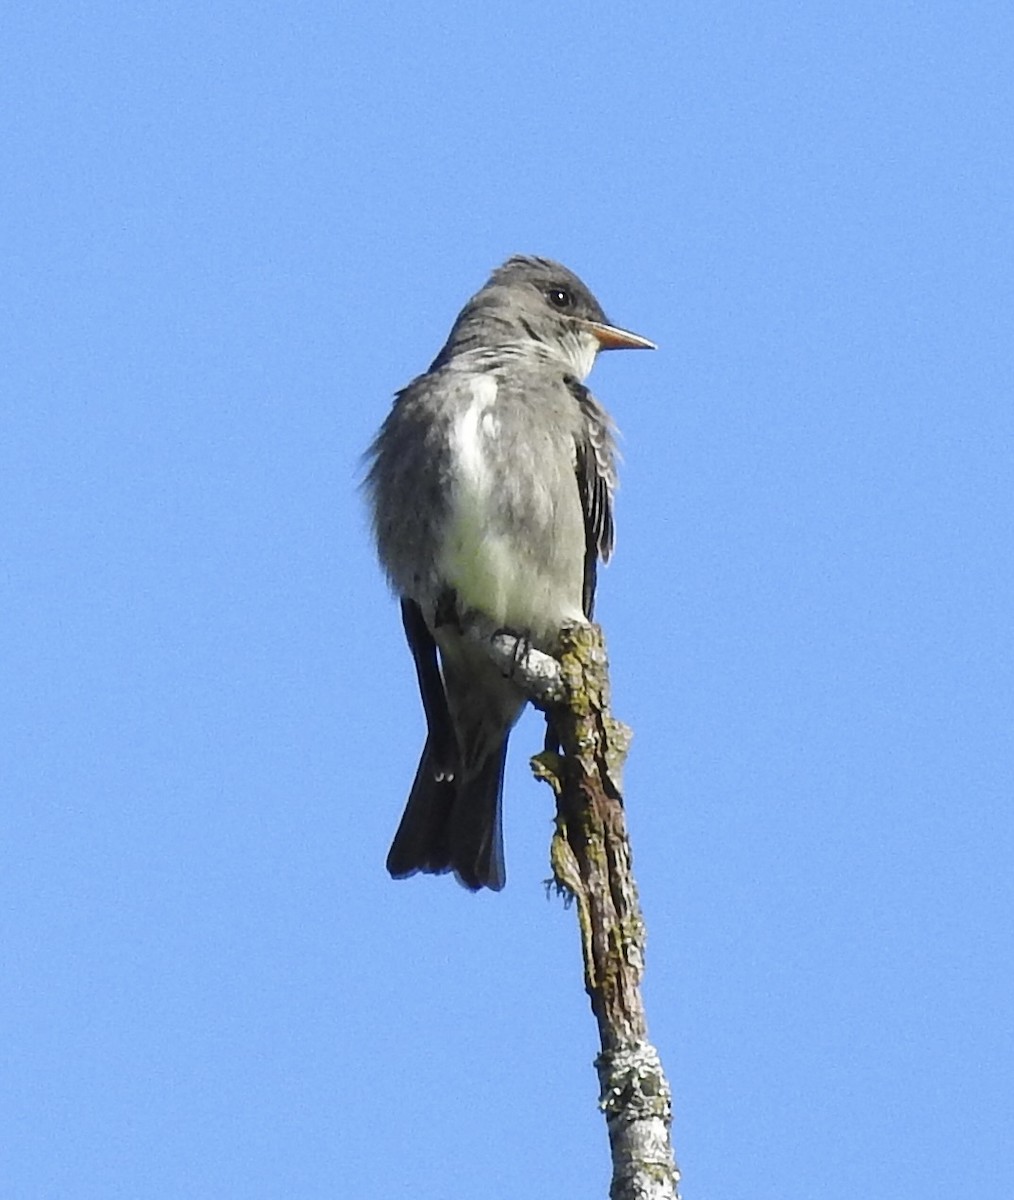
[{"left": 365, "top": 256, "right": 653, "bottom": 890}]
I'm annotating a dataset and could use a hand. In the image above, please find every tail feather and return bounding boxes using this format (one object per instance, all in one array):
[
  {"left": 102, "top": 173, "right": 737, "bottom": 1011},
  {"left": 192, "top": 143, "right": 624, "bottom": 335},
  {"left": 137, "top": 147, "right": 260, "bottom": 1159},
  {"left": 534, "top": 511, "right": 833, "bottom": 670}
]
[
  {"left": 386, "top": 738, "right": 456, "bottom": 879},
  {"left": 387, "top": 735, "right": 508, "bottom": 892},
  {"left": 449, "top": 740, "right": 507, "bottom": 891}
]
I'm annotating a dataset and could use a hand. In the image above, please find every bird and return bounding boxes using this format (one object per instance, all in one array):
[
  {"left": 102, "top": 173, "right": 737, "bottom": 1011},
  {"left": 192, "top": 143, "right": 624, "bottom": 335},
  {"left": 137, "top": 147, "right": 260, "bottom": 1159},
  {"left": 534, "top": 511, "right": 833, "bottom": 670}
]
[{"left": 365, "top": 255, "right": 654, "bottom": 891}]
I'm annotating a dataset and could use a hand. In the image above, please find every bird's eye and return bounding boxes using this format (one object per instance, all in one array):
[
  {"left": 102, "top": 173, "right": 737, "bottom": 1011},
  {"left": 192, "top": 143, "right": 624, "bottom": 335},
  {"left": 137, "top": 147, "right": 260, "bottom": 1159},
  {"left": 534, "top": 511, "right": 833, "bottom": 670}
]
[{"left": 546, "top": 287, "right": 572, "bottom": 310}]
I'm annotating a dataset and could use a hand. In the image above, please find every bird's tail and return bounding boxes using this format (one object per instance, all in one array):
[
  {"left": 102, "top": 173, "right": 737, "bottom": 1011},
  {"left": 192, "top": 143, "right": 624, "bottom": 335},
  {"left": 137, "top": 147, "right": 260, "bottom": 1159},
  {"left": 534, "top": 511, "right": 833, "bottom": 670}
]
[{"left": 386, "top": 735, "right": 508, "bottom": 892}]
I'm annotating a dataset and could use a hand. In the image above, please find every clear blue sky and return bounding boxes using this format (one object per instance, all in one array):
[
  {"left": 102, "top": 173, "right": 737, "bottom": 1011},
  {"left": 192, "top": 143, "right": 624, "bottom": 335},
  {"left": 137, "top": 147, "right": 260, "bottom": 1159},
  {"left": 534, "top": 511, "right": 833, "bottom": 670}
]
[{"left": 3, "top": 4, "right": 1011, "bottom": 1197}]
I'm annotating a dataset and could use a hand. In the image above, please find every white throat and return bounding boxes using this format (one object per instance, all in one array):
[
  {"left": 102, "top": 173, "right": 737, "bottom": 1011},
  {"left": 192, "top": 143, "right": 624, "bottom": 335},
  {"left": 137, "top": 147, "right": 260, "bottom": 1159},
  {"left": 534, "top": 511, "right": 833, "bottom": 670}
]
[{"left": 557, "top": 329, "right": 600, "bottom": 381}]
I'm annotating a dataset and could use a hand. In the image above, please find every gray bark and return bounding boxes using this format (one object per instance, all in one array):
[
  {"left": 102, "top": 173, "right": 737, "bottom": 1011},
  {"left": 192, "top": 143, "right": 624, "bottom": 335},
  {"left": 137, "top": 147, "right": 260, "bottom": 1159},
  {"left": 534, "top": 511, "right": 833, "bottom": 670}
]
[{"left": 462, "top": 618, "right": 682, "bottom": 1199}]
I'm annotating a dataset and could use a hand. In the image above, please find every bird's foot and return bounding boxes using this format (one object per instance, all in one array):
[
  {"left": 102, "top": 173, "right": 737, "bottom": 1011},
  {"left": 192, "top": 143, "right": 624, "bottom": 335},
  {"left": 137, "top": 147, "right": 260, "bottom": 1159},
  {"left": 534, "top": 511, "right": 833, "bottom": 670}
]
[{"left": 492, "top": 626, "right": 534, "bottom": 679}]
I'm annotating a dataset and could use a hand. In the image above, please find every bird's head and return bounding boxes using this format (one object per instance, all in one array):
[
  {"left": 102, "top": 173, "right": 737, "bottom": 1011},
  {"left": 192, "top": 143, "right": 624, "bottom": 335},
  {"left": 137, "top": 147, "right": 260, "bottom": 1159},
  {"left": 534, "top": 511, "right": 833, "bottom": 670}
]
[{"left": 437, "top": 256, "right": 655, "bottom": 379}]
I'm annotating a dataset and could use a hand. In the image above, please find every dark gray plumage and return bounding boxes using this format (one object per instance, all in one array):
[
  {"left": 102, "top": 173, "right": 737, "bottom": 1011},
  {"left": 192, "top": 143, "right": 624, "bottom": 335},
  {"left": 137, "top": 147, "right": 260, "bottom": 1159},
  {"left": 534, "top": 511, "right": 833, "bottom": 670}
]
[{"left": 365, "top": 256, "right": 653, "bottom": 890}]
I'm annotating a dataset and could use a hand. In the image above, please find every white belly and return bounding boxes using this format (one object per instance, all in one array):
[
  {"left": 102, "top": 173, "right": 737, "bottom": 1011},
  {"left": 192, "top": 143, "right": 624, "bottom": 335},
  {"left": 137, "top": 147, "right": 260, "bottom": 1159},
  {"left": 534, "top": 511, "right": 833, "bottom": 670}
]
[{"left": 439, "top": 376, "right": 585, "bottom": 638}]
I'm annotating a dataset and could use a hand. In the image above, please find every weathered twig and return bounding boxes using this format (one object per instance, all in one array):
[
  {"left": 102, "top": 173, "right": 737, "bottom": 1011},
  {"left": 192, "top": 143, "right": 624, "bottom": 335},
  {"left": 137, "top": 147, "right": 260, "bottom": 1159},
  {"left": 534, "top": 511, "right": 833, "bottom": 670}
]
[
  {"left": 462, "top": 618, "right": 681, "bottom": 1199},
  {"left": 457, "top": 609, "right": 566, "bottom": 706}
]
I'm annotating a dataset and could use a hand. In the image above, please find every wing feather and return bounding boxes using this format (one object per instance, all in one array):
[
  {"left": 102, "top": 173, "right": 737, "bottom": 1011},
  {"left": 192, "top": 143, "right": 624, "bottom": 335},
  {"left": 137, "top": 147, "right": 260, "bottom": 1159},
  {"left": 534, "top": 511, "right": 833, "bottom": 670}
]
[{"left": 568, "top": 379, "right": 618, "bottom": 620}]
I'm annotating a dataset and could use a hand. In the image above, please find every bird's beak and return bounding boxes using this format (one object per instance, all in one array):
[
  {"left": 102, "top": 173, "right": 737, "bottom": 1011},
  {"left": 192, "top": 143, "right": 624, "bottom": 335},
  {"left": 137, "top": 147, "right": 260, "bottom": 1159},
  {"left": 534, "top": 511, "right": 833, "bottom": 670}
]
[{"left": 584, "top": 320, "right": 657, "bottom": 351}]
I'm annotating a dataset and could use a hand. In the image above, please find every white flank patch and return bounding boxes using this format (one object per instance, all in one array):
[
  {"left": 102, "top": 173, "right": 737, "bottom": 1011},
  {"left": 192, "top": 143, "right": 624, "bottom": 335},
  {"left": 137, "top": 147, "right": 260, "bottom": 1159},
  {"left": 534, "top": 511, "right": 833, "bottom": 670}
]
[
  {"left": 480, "top": 409, "right": 499, "bottom": 439},
  {"left": 453, "top": 375, "right": 498, "bottom": 497},
  {"left": 442, "top": 375, "right": 516, "bottom": 624}
]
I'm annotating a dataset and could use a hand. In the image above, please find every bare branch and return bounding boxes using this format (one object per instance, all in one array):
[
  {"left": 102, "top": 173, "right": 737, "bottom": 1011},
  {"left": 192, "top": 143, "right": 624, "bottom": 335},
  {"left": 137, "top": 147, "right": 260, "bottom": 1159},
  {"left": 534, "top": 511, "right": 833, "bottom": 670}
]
[
  {"left": 536, "top": 622, "right": 681, "bottom": 1198},
  {"left": 458, "top": 616, "right": 681, "bottom": 1197},
  {"left": 456, "top": 611, "right": 566, "bottom": 706}
]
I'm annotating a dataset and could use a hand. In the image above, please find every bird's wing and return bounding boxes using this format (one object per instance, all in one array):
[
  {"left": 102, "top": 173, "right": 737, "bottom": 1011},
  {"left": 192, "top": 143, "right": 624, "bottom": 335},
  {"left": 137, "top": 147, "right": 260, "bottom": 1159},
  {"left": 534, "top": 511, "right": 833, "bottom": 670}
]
[
  {"left": 399, "top": 598, "right": 457, "bottom": 778},
  {"left": 568, "top": 379, "right": 618, "bottom": 620}
]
